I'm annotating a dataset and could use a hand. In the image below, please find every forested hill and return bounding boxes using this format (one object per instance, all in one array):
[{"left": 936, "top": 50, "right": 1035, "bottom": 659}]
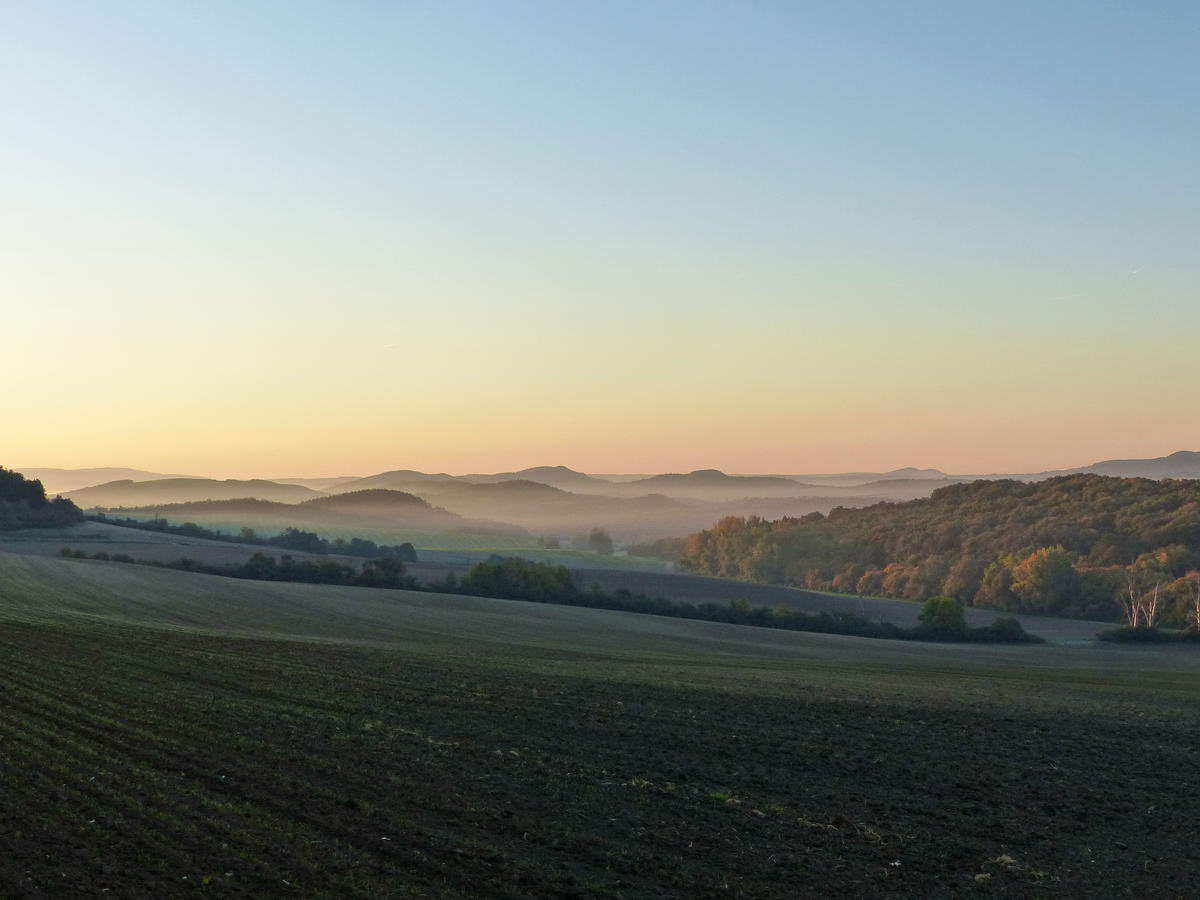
[
  {"left": 681, "top": 475, "right": 1200, "bottom": 623},
  {"left": 0, "top": 466, "right": 83, "bottom": 530}
]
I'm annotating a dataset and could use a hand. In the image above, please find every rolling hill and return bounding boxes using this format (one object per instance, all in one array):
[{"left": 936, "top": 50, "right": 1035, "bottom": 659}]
[
  {"left": 111, "top": 489, "right": 532, "bottom": 548},
  {"left": 15, "top": 467, "right": 197, "bottom": 495},
  {"left": 370, "top": 480, "right": 696, "bottom": 537},
  {"left": 609, "top": 469, "right": 808, "bottom": 501},
  {"left": 1050, "top": 449, "right": 1200, "bottom": 480},
  {"left": 329, "top": 469, "right": 460, "bottom": 492},
  {"left": 783, "top": 467, "right": 951, "bottom": 487},
  {"left": 459, "top": 465, "right": 616, "bottom": 491},
  {"left": 2, "top": 547, "right": 1196, "bottom": 899},
  {"left": 0, "top": 546, "right": 1114, "bottom": 647},
  {"left": 66, "top": 478, "right": 326, "bottom": 507},
  {"left": 269, "top": 475, "right": 362, "bottom": 491}
]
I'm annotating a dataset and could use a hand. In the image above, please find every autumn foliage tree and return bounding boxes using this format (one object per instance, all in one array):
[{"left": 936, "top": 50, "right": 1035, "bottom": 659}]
[{"left": 680, "top": 475, "right": 1200, "bottom": 624}]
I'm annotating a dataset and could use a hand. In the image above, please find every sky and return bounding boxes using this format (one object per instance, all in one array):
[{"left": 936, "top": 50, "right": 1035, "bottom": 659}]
[{"left": 3, "top": 1, "right": 1198, "bottom": 477}]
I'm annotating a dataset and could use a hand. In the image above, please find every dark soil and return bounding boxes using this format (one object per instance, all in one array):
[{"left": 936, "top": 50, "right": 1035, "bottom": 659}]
[{"left": 1, "top": 621, "right": 1197, "bottom": 898}]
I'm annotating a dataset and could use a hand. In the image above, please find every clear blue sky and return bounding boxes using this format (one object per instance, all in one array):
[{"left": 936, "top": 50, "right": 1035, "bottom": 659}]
[{"left": 3, "top": 2, "right": 1198, "bottom": 475}]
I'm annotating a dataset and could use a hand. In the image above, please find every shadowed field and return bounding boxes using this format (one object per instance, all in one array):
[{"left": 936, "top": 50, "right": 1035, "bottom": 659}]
[
  {"left": 1, "top": 551, "right": 1198, "bottom": 898},
  {"left": 1, "top": 524, "right": 1109, "bottom": 642}
]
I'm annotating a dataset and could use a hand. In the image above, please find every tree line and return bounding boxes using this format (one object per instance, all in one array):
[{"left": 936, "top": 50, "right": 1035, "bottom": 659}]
[
  {"left": 439, "top": 558, "right": 1037, "bottom": 643},
  {"left": 59, "top": 547, "right": 1037, "bottom": 644},
  {"left": 680, "top": 475, "right": 1200, "bottom": 627},
  {"left": 90, "top": 514, "right": 417, "bottom": 561},
  {"left": 60, "top": 548, "right": 415, "bottom": 589},
  {"left": 0, "top": 467, "right": 83, "bottom": 530}
]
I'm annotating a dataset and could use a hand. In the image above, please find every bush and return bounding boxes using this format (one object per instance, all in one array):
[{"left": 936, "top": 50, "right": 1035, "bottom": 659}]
[
  {"left": 917, "top": 596, "right": 967, "bottom": 639},
  {"left": 1096, "top": 626, "right": 1178, "bottom": 643},
  {"left": 969, "top": 616, "right": 1042, "bottom": 644}
]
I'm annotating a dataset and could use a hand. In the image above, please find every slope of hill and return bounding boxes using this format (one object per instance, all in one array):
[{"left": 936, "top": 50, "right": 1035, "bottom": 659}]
[
  {"left": 835, "top": 478, "right": 965, "bottom": 500},
  {"left": 460, "top": 465, "right": 615, "bottom": 491},
  {"left": 330, "top": 469, "right": 460, "bottom": 492},
  {"left": 113, "top": 490, "right": 532, "bottom": 548},
  {"left": 1071, "top": 449, "right": 1200, "bottom": 479},
  {"left": 16, "top": 466, "right": 196, "bottom": 494},
  {"left": 336, "top": 465, "right": 626, "bottom": 494},
  {"left": 301, "top": 489, "right": 439, "bottom": 514},
  {"left": 2, "top": 550, "right": 1197, "bottom": 899},
  {"left": 611, "top": 469, "right": 805, "bottom": 500},
  {"left": 65, "top": 478, "right": 326, "bottom": 507},
  {"left": 683, "top": 474, "right": 1200, "bottom": 623},
  {"left": 332, "top": 478, "right": 946, "bottom": 541},
  {"left": 388, "top": 480, "right": 696, "bottom": 537},
  {"left": 785, "top": 467, "right": 950, "bottom": 487},
  {"left": 0, "top": 548, "right": 1118, "bottom": 648},
  {"left": 270, "top": 476, "right": 362, "bottom": 491}
]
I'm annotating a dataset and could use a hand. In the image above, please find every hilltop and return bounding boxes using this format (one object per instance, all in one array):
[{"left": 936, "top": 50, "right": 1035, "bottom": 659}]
[
  {"left": 0, "top": 467, "right": 83, "bottom": 530},
  {"left": 459, "top": 465, "right": 615, "bottom": 491},
  {"left": 112, "top": 489, "right": 530, "bottom": 548},
  {"left": 15, "top": 466, "right": 195, "bottom": 495},
  {"left": 607, "top": 469, "right": 807, "bottom": 501},
  {"left": 65, "top": 478, "right": 325, "bottom": 507},
  {"left": 1040, "top": 449, "right": 1200, "bottom": 480}
]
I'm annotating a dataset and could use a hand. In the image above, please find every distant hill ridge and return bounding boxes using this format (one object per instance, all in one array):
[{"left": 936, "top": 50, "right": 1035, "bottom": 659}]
[
  {"left": 460, "top": 466, "right": 614, "bottom": 490},
  {"left": 1062, "top": 450, "right": 1200, "bottom": 479},
  {"left": 16, "top": 467, "right": 196, "bottom": 494},
  {"left": 65, "top": 478, "right": 326, "bottom": 508},
  {"left": 122, "top": 489, "right": 442, "bottom": 518},
  {"left": 302, "top": 489, "right": 435, "bottom": 510}
]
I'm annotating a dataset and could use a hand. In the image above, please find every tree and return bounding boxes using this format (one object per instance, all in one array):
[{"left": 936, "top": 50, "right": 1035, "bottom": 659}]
[
  {"left": 1118, "top": 570, "right": 1166, "bottom": 628},
  {"left": 1183, "top": 573, "right": 1200, "bottom": 632},
  {"left": 1010, "top": 546, "right": 1080, "bottom": 613},
  {"left": 917, "top": 596, "right": 967, "bottom": 639},
  {"left": 358, "top": 556, "right": 408, "bottom": 588},
  {"left": 0, "top": 467, "right": 47, "bottom": 506},
  {"left": 0, "top": 466, "right": 83, "bottom": 530},
  {"left": 586, "top": 527, "right": 614, "bottom": 555},
  {"left": 974, "top": 559, "right": 1018, "bottom": 610}
]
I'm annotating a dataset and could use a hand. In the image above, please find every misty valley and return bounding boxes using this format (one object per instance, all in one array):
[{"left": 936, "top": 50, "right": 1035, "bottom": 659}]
[{"left": 3, "top": 454, "right": 1200, "bottom": 896}]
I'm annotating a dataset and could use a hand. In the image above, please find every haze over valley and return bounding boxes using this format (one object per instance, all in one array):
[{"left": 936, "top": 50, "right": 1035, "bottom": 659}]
[
  {"left": 5, "top": 3, "right": 1198, "bottom": 897},
  {"left": 17, "top": 450, "right": 1200, "bottom": 552}
]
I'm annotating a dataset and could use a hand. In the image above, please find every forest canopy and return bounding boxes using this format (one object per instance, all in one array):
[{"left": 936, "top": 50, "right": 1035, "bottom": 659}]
[
  {"left": 681, "top": 474, "right": 1200, "bottom": 625},
  {"left": 0, "top": 467, "right": 83, "bottom": 530}
]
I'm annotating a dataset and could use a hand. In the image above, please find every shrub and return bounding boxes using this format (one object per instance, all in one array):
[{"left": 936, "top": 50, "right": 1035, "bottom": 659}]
[
  {"left": 917, "top": 596, "right": 967, "bottom": 639},
  {"left": 1096, "top": 626, "right": 1178, "bottom": 643},
  {"left": 970, "top": 617, "right": 1042, "bottom": 644}
]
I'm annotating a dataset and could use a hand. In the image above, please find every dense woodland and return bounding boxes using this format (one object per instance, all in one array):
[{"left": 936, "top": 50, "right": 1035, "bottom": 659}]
[
  {"left": 0, "top": 467, "right": 82, "bottom": 530},
  {"left": 682, "top": 475, "right": 1200, "bottom": 626}
]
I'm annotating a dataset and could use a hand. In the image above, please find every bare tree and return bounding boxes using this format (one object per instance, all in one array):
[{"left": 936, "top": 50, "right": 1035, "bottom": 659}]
[
  {"left": 1185, "top": 573, "right": 1200, "bottom": 632},
  {"left": 1138, "top": 579, "right": 1164, "bottom": 629},
  {"left": 1119, "top": 572, "right": 1143, "bottom": 628},
  {"left": 1120, "top": 572, "right": 1166, "bottom": 629}
]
